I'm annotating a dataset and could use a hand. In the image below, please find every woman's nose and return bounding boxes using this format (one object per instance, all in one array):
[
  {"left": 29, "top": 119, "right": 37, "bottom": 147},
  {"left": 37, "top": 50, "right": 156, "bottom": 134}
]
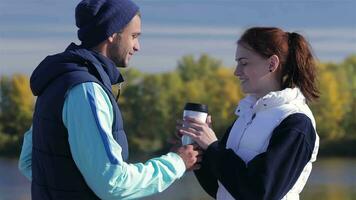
[{"left": 234, "top": 66, "right": 242, "bottom": 77}]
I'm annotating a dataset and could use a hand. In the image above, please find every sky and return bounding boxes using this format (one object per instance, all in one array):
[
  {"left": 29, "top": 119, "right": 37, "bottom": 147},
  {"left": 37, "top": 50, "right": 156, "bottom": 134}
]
[{"left": 1, "top": 0, "right": 355, "bottom": 76}]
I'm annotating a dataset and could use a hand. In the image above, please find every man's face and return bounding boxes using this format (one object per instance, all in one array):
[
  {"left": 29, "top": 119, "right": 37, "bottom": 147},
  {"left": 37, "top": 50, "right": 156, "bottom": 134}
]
[{"left": 108, "top": 15, "right": 141, "bottom": 67}]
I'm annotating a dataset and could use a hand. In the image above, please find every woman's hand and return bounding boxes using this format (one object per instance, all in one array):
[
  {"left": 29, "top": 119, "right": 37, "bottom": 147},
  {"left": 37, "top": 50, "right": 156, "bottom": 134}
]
[{"left": 178, "top": 116, "right": 217, "bottom": 150}]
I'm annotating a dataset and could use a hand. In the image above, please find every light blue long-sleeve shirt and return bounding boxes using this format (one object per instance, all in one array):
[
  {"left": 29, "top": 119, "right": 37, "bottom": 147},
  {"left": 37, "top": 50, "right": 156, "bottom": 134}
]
[{"left": 18, "top": 82, "right": 186, "bottom": 200}]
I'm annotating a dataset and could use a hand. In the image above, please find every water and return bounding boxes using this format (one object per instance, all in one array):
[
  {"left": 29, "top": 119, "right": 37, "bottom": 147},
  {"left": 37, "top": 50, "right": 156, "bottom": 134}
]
[
  {"left": 0, "top": 158, "right": 355, "bottom": 200},
  {"left": 0, "top": 159, "right": 30, "bottom": 200}
]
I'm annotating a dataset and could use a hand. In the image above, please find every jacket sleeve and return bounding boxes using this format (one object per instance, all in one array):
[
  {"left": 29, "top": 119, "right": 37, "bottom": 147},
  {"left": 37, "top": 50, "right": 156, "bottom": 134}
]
[
  {"left": 203, "top": 113, "right": 316, "bottom": 200},
  {"left": 193, "top": 124, "right": 233, "bottom": 198},
  {"left": 62, "top": 82, "right": 186, "bottom": 200},
  {"left": 18, "top": 127, "right": 33, "bottom": 181}
]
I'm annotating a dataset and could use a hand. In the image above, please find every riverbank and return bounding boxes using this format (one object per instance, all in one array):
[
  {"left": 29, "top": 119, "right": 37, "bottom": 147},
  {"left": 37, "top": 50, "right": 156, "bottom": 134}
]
[
  {"left": 318, "top": 138, "right": 356, "bottom": 158},
  {"left": 2, "top": 137, "right": 356, "bottom": 159}
]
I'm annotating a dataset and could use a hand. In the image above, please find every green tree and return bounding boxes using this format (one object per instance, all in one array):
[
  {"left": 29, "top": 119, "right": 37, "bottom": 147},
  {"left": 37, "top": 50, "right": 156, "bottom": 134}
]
[
  {"left": 120, "top": 73, "right": 181, "bottom": 153},
  {"left": 340, "top": 55, "right": 356, "bottom": 138},
  {"left": 177, "top": 54, "right": 221, "bottom": 81},
  {"left": 0, "top": 74, "right": 34, "bottom": 156},
  {"left": 311, "top": 62, "right": 351, "bottom": 140},
  {"left": 0, "top": 74, "right": 33, "bottom": 136}
]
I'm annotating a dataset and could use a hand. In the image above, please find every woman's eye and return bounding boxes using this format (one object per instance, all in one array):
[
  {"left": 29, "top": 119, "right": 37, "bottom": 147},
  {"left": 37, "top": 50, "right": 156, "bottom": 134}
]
[{"left": 239, "top": 62, "right": 247, "bottom": 66}]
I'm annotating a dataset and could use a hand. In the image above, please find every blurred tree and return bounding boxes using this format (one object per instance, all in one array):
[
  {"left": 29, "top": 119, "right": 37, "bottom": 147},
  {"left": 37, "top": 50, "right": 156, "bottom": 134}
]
[
  {"left": 0, "top": 74, "right": 34, "bottom": 137},
  {"left": 1, "top": 54, "right": 355, "bottom": 158},
  {"left": 311, "top": 62, "right": 351, "bottom": 140},
  {"left": 120, "top": 74, "right": 171, "bottom": 153},
  {"left": 177, "top": 54, "right": 221, "bottom": 81},
  {"left": 0, "top": 74, "right": 34, "bottom": 156},
  {"left": 204, "top": 67, "right": 244, "bottom": 136},
  {"left": 340, "top": 55, "right": 356, "bottom": 138},
  {"left": 177, "top": 55, "right": 244, "bottom": 138}
]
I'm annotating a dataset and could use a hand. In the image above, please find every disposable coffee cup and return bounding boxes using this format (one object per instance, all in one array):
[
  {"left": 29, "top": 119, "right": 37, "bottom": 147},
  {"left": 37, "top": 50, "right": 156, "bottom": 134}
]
[{"left": 181, "top": 102, "right": 208, "bottom": 145}]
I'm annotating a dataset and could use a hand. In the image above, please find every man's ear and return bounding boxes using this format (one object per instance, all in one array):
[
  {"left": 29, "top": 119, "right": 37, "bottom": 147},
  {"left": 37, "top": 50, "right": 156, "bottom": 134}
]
[
  {"left": 107, "top": 33, "right": 119, "bottom": 43},
  {"left": 268, "top": 55, "right": 280, "bottom": 72}
]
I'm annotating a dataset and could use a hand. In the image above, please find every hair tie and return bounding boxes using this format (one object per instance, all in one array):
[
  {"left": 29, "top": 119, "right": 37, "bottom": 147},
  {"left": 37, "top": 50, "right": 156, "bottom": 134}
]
[{"left": 288, "top": 32, "right": 298, "bottom": 45}]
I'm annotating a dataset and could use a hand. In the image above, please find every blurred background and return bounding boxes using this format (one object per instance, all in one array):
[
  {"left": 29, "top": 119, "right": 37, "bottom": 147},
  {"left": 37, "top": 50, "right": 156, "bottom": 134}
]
[{"left": 0, "top": 0, "right": 355, "bottom": 199}]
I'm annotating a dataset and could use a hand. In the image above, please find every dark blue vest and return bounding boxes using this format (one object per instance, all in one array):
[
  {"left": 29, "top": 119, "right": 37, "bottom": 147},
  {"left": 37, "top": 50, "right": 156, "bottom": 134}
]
[{"left": 30, "top": 43, "right": 128, "bottom": 199}]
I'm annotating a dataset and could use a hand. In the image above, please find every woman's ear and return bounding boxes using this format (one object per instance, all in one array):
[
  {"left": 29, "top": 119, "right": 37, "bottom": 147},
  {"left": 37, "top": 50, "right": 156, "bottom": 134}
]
[{"left": 268, "top": 55, "right": 280, "bottom": 72}]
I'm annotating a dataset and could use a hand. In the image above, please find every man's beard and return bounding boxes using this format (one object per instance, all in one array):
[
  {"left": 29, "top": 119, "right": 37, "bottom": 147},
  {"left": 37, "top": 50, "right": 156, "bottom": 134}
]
[{"left": 108, "top": 37, "right": 127, "bottom": 68}]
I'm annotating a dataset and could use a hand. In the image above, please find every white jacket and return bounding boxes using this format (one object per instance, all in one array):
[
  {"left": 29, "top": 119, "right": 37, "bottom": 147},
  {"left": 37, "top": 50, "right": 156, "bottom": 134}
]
[{"left": 217, "top": 87, "right": 320, "bottom": 200}]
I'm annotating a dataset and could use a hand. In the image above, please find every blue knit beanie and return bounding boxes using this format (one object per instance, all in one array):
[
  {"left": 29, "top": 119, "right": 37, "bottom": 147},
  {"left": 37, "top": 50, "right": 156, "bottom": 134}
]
[{"left": 75, "top": 0, "right": 139, "bottom": 48}]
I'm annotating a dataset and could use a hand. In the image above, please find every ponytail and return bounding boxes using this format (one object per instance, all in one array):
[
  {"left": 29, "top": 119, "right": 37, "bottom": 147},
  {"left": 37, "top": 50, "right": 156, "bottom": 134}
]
[{"left": 283, "top": 32, "right": 319, "bottom": 102}]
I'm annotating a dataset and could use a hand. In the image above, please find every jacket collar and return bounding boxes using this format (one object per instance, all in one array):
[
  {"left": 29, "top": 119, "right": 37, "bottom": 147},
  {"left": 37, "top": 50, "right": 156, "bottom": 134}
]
[
  {"left": 30, "top": 43, "right": 124, "bottom": 96},
  {"left": 66, "top": 43, "right": 124, "bottom": 85},
  {"left": 235, "top": 87, "right": 306, "bottom": 116}
]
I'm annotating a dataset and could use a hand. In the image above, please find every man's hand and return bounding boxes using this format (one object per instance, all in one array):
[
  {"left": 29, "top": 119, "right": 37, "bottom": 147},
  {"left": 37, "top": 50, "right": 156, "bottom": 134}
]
[{"left": 174, "top": 144, "right": 203, "bottom": 171}]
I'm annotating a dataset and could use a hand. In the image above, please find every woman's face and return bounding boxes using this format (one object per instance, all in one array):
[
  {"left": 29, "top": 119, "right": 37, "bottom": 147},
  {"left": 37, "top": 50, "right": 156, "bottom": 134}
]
[{"left": 234, "top": 44, "right": 273, "bottom": 97}]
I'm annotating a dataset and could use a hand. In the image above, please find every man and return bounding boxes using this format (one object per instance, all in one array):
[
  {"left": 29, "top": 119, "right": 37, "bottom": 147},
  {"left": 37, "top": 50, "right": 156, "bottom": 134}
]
[{"left": 18, "top": 0, "right": 201, "bottom": 199}]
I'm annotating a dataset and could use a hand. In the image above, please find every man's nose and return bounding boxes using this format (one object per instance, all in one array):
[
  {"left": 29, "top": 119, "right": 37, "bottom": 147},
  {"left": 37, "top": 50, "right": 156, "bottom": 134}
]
[{"left": 134, "top": 40, "right": 140, "bottom": 52}]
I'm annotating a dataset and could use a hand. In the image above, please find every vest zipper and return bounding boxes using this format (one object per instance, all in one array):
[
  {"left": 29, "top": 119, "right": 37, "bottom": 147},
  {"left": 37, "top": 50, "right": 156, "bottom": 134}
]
[{"left": 236, "top": 113, "right": 256, "bottom": 150}]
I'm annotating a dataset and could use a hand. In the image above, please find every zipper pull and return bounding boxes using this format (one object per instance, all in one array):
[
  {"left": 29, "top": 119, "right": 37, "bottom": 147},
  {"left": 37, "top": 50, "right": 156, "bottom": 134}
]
[{"left": 115, "top": 83, "right": 122, "bottom": 102}]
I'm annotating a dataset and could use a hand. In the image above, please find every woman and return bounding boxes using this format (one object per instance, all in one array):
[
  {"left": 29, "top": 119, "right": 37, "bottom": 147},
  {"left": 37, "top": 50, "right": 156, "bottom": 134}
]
[{"left": 178, "top": 27, "right": 320, "bottom": 200}]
